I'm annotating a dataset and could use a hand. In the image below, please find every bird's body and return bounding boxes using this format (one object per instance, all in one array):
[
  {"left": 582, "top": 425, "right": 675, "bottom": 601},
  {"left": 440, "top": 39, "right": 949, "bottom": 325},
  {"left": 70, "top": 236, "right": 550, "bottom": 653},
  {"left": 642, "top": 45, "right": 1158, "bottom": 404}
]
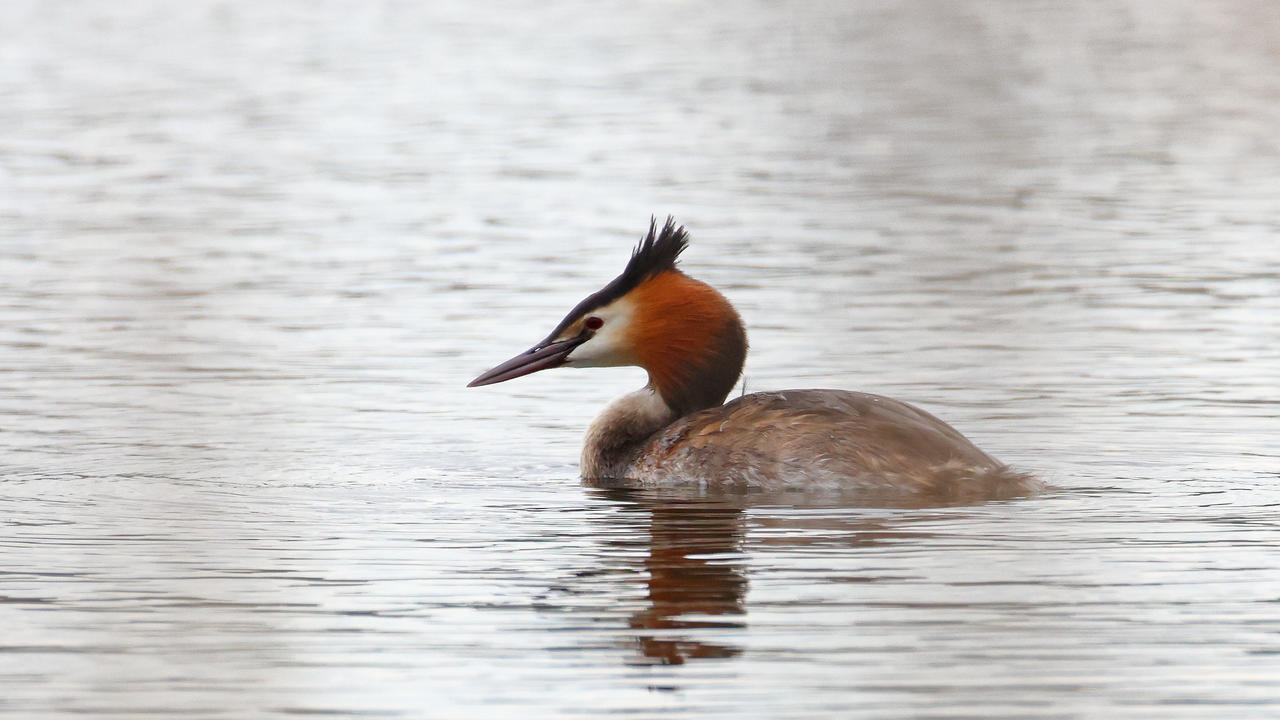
[
  {"left": 582, "top": 387, "right": 1030, "bottom": 496},
  {"left": 470, "top": 218, "right": 1036, "bottom": 498}
]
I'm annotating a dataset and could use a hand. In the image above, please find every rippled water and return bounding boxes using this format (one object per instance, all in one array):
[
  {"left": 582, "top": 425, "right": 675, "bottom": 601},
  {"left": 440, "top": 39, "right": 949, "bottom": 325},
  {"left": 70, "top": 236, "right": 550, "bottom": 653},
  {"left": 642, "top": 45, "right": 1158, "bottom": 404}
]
[{"left": 3, "top": 1, "right": 1280, "bottom": 717}]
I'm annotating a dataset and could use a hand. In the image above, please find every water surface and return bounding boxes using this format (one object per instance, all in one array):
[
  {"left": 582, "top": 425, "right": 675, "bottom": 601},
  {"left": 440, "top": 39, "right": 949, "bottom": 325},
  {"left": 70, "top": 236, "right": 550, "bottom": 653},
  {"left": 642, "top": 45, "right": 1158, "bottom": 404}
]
[{"left": 2, "top": 1, "right": 1280, "bottom": 717}]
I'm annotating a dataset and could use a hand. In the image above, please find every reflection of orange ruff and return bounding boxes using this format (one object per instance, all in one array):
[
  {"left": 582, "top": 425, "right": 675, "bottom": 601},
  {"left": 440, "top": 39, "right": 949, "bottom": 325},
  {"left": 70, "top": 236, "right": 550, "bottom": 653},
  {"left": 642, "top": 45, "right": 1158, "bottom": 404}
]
[{"left": 469, "top": 217, "right": 1037, "bottom": 497}]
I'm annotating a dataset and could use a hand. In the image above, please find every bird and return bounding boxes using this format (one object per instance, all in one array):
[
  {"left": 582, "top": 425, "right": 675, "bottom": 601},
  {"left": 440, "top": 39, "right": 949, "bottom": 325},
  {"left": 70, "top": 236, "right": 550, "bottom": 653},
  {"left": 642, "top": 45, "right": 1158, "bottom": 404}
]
[{"left": 468, "top": 217, "right": 1037, "bottom": 498}]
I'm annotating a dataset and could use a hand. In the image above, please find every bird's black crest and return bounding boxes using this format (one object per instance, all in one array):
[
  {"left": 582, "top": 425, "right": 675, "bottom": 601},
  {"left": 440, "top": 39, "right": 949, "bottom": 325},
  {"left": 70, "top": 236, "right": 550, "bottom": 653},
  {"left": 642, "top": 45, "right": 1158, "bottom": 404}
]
[
  {"left": 539, "top": 216, "right": 689, "bottom": 345},
  {"left": 613, "top": 215, "right": 689, "bottom": 300}
]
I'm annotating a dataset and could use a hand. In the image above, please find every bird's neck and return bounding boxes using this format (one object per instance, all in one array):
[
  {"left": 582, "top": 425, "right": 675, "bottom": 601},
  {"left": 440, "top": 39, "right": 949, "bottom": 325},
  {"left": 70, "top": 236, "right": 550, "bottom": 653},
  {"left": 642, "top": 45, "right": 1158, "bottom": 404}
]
[
  {"left": 579, "top": 326, "right": 748, "bottom": 481},
  {"left": 581, "top": 271, "right": 749, "bottom": 481},
  {"left": 629, "top": 271, "right": 748, "bottom": 417},
  {"left": 581, "top": 387, "right": 678, "bottom": 481}
]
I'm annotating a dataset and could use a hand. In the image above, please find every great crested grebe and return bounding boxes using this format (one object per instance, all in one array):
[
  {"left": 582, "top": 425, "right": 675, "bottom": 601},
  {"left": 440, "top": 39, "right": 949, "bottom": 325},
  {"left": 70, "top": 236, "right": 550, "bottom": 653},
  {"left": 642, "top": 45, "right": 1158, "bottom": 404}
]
[{"left": 469, "top": 218, "right": 1036, "bottom": 496}]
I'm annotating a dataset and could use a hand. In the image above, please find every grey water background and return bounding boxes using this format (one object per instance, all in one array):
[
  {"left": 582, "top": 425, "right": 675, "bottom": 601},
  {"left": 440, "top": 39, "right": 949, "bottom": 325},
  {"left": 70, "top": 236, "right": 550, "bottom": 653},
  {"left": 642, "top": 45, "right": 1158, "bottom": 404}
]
[{"left": 3, "top": 0, "right": 1280, "bottom": 717}]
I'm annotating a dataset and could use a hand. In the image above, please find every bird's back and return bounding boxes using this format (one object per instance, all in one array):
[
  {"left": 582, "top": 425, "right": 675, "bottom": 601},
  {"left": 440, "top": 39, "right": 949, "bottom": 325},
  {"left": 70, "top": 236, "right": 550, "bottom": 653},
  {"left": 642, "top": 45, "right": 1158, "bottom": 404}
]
[{"left": 626, "top": 389, "right": 1036, "bottom": 497}]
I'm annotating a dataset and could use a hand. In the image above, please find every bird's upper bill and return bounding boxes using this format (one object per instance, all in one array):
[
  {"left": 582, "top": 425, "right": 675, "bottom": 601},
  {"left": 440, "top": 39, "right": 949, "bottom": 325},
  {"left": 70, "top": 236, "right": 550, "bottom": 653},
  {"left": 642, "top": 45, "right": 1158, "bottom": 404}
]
[{"left": 466, "top": 334, "right": 587, "bottom": 387}]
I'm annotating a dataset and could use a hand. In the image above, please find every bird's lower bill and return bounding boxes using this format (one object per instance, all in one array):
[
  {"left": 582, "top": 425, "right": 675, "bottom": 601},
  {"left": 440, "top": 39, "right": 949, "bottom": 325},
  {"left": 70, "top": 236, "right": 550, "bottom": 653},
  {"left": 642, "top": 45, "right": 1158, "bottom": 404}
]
[{"left": 467, "top": 336, "right": 586, "bottom": 387}]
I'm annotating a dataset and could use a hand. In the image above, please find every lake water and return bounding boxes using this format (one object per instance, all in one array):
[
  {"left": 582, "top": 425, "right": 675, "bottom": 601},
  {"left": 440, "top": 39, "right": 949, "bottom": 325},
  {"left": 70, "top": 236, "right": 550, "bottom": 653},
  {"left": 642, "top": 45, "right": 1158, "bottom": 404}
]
[{"left": 3, "top": 1, "right": 1280, "bottom": 717}]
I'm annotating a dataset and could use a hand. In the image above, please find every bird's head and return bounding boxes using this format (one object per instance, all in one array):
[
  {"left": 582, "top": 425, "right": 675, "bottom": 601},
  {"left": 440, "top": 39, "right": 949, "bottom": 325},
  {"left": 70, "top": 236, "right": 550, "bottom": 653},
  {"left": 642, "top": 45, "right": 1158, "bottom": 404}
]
[{"left": 468, "top": 217, "right": 747, "bottom": 415}]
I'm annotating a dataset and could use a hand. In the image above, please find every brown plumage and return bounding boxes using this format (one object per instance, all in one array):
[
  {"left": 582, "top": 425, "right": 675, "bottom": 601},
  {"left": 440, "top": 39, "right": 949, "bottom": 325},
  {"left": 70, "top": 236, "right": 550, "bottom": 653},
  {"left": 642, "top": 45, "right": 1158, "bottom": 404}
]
[
  {"left": 625, "top": 390, "right": 1036, "bottom": 498},
  {"left": 469, "top": 217, "right": 1038, "bottom": 498}
]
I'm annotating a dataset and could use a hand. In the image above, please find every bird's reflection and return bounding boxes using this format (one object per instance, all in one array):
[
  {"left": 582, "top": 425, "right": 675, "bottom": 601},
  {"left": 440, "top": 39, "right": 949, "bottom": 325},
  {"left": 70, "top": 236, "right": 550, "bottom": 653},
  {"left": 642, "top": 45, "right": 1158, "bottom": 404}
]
[
  {"left": 607, "top": 490, "right": 749, "bottom": 665},
  {"left": 581, "top": 485, "right": 997, "bottom": 667}
]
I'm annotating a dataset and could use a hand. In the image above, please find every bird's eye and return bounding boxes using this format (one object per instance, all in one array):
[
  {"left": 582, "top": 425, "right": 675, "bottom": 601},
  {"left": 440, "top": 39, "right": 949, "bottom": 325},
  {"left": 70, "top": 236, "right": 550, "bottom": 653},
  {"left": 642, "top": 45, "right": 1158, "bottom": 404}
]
[{"left": 584, "top": 316, "right": 604, "bottom": 331}]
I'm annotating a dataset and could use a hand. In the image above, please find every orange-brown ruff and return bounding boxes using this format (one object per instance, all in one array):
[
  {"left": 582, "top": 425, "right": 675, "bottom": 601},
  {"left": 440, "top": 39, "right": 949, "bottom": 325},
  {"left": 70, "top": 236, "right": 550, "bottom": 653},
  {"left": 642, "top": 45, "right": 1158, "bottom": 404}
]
[{"left": 469, "top": 218, "right": 1038, "bottom": 498}]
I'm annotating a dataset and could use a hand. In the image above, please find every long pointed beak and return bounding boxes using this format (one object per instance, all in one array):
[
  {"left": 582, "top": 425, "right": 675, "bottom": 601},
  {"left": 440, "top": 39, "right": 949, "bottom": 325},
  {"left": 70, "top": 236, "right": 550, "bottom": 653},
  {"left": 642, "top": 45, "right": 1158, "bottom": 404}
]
[{"left": 467, "top": 336, "right": 587, "bottom": 387}]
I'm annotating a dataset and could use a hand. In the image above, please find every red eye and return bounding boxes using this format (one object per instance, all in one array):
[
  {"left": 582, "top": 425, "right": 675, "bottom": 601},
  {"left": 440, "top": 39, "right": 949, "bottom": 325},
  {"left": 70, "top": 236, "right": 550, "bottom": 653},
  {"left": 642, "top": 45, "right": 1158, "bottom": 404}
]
[{"left": 585, "top": 316, "right": 604, "bottom": 330}]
